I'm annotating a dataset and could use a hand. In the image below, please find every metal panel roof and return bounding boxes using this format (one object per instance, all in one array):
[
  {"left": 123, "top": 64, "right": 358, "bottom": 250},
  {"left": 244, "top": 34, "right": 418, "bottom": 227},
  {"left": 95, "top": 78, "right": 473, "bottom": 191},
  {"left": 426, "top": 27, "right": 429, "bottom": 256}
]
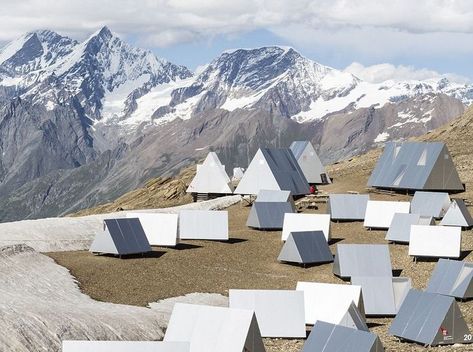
[
  {"left": 426, "top": 259, "right": 473, "bottom": 299},
  {"left": 290, "top": 141, "right": 310, "bottom": 160},
  {"left": 411, "top": 191, "right": 451, "bottom": 218},
  {"left": 62, "top": 341, "right": 189, "bottom": 352},
  {"left": 164, "top": 303, "right": 265, "bottom": 352},
  {"left": 278, "top": 231, "right": 333, "bottom": 264},
  {"left": 255, "top": 189, "right": 292, "bottom": 202},
  {"left": 440, "top": 199, "right": 473, "bottom": 227},
  {"left": 247, "top": 202, "right": 295, "bottom": 229},
  {"left": 328, "top": 194, "right": 370, "bottom": 221},
  {"left": 367, "top": 142, "right": 463, "bottom": 191},
  {"left": 234, "top": 148, "right": 309, "bottom": 195},
  {"left": 179, "top": 210, "right": 228, "bottom": 240},
  {"left": 90, "top": 218, "right": 151, "bottom": 255},
  {"left": 290, "top": 141, "right": 330, "bottom": 184},
  {"left": 302, "top": 321, "right": 384, "bottom": 352},
  {"left": 351, "top": 277, "right": 411, "bottom": 316},
  {"left": 389, "top": 289, "right": 471, "bottom": 346},
  {"left": 385, "top": 213, "right": 421, "bottom": 243},
  {"left": 333, "top": 244, "right": 392, "bottom": 278},
  {"left": 229, "top": 289, "right": 306, "bottom": 338}
]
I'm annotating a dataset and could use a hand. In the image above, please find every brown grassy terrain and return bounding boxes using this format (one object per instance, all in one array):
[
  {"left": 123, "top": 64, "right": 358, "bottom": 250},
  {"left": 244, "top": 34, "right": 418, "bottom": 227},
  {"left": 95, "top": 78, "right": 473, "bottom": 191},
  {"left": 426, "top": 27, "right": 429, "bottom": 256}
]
[
  {"left": 48, "top": 198, "right": 473, "bottom": 352},
  {"left": 48, "top": 106, "right": 473, "bottom": 351},
  {"left": 71, "top": 166, "right": 196, "bottom": 217}
]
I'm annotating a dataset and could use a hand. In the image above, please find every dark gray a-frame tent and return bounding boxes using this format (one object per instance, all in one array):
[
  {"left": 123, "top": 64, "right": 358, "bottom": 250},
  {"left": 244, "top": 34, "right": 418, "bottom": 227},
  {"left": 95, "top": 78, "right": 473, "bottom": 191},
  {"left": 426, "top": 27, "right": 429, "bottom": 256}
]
[
  {"left": 426, "top": 259, "right": 473, "bottom": 299},
  {"left": 389, "top": 289, "right": 472, "bottom": 346},
  {"left": 367, "top": 142, "right": 464, "bottom": 192},
  {"left": 302, "top": 321, "right": 384, "bottom": 352},
  {"left": 278, "top": 231, "right": 333, "bottom": 265},
  {"left": 89, "top": 218, "right": 151, "bottom": 256}
]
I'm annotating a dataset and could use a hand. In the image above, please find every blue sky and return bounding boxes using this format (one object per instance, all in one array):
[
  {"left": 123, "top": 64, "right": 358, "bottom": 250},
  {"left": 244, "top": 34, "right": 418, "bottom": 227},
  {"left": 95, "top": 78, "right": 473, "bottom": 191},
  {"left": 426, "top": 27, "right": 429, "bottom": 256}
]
[
  {"left": 152, "top": 28, "right": 472, "bottom": 82},
  {"left": 0, "top": 0, "right": 472, "bottom": 83}
]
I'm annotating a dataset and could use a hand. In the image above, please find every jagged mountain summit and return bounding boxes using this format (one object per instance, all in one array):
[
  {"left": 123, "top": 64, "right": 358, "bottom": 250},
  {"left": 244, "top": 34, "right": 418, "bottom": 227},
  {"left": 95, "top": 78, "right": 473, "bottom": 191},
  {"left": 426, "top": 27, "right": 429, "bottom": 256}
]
[
  {"left": 0, "top": 26, "right": 192, "bottom": 121},
  {"left": 0, "top": 27, "right": 470, "bottom": 221}
]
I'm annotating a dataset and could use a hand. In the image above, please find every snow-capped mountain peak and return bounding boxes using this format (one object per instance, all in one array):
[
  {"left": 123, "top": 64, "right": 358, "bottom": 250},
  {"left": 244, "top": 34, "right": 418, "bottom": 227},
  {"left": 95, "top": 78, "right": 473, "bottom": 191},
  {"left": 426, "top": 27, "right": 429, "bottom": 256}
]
[{"left": 0, "top": 30, "right": 77, "bottom": 87}]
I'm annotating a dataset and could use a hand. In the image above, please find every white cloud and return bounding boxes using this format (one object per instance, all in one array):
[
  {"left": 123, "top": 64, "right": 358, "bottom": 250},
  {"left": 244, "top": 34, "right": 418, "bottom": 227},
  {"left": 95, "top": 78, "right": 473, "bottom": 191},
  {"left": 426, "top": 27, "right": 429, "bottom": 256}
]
[
  {"left": 0, "top": 0, "right": 472, "bottom": 78},
  {"left": 344, "top": 62, "right": 470, "bottom": 84},
  {"left": 1, "top": 0, "right": 473, "bottom": 44}
]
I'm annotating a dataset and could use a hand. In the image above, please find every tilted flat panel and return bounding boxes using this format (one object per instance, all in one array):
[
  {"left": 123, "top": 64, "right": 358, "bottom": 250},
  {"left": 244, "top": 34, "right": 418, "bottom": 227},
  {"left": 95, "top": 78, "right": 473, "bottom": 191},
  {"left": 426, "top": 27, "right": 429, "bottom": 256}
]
[
  {"left": 179, "top": 210, "right": 228, "bottom": 240},
  {"left": 229, "top": 289, "right": 306, "bottom": 338},
  {"left": 282, "top": 213, "right": 330, "bottom": 241},
  {"left": 409, "top": 225, "right": 461, "bottom": 258}
]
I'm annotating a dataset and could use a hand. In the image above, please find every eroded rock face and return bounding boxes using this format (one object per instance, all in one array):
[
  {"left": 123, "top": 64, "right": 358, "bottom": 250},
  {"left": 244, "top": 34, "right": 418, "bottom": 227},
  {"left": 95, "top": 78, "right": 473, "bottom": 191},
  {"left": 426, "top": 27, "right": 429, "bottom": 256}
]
[{"left": 0, "top": 244, "right": 166, "bottom": 351}]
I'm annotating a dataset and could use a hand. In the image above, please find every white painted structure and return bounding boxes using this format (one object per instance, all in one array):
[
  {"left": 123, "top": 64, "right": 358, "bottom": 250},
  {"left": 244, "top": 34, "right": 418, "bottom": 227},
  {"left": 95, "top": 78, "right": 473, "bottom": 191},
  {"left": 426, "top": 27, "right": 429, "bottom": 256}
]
[
  {"left": 229, "top": 289, "right": 306, "bottom": 338},
  {"left": 164, "top": 303, "right": 265, "bottom": 352},
  {"left": 409, "top": 225, "right": 461, "bottom": 258},
  {"left": 126, "top": 213, "right": 179, "bottom": 246},
  {"left": 179, "top": 210, "right": 228, "bottom": 240},
  {"left": 186, "top": 152, "right": 233, "bottom": 194},
  {"left": 296, "top": 282, "right": 364, "bottom": 326},
  {"left": 364, "top": 200, "right": 410, "bottom": 229},
  {"left": 63, "top": 341, "right": 189, "bottom": 352},
  {"left": 282, "top": 213, "right": 330, "bottom": 241}
]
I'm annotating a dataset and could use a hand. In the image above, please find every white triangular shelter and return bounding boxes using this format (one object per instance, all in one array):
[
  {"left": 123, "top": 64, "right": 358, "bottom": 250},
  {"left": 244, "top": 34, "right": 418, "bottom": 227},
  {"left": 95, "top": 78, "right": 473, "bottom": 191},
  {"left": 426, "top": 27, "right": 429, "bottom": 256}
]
[
  {"left": 229, "top": 289, "right": 306, "bottom": 338},
  {"left": 164, "top": 303, "right": 266, "bottom": 352},
  {"left": 186, "top": 152, "right": 233, "bottom": 194},
  {"left": 296, "top": 282, "right": 365, "bottom": 326}
]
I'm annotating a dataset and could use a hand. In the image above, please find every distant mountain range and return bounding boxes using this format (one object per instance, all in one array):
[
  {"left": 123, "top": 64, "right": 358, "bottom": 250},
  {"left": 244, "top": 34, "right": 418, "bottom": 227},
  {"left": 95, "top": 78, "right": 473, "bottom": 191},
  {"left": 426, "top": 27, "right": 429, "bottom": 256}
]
[{"left": 0, "top": 26, "right": 469, "bottom": 221}]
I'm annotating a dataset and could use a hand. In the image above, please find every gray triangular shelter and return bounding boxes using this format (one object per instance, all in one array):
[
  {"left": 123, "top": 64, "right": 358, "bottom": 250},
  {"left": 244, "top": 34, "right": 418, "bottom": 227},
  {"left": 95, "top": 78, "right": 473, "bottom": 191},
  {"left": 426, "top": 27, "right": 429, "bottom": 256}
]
[
  {"left": 290, "top": 141, "right": 330, "bottom": 184},
  {"left": 247, "top": 202, "right": 295, "bottom": 230},
  {"left": 234, "top": 148, "right": 309, "bottom": 195},
  {"left": 367, "top": 142, "right": 464, "bottom": 192},
  {"left": 278, "top": 231, "right": 333, "bottom": 265},
  {"left": 351, "top": 276, "right": 411, "bottom": 316},
  {"left": 89, "top": 218, "right": 151, "bottom": 256},
  {"left": 327, "top": 194, "right": 370, "bottom": 221},
  {"left": 255, "top": 189, "right": 296, "bottom": 208},
  {"left": 339, "top": 302, "right": 369, "bottom": 332},
  {"left": 411, "top": 191, "right": 451, "bottom": 218},
  {"left": 389, "top": 289, "right": 472, "bottom": 346},
  {"left": 302, "top": 321, "right": 384, "bottom": 352},
  {"left": 440, "top": 199, "right": 473, "bottom": 228},
  {"left": 385, "top": 213, "right": 421, "bottom": 243},
  {"left": 426, "top": 259, "right": 473, "bottom": 299},
  {"left": 333, "top": 244, "right": 392, "bottom": 279}
]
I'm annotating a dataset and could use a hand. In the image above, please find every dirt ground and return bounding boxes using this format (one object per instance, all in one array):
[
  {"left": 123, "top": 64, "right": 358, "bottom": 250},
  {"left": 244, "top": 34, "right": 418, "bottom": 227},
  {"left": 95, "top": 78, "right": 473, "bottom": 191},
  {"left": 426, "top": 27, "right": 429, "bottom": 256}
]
[{"left": 47, "top": 188, "right": 473, "bottom": 352}]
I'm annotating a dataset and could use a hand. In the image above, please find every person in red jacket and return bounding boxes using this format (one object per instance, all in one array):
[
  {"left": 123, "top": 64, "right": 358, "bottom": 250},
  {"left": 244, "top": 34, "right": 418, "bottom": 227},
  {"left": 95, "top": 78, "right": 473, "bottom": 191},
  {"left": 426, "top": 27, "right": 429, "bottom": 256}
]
[{"left": 309, "top": 185, "right": 316, "bottom": 194}]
